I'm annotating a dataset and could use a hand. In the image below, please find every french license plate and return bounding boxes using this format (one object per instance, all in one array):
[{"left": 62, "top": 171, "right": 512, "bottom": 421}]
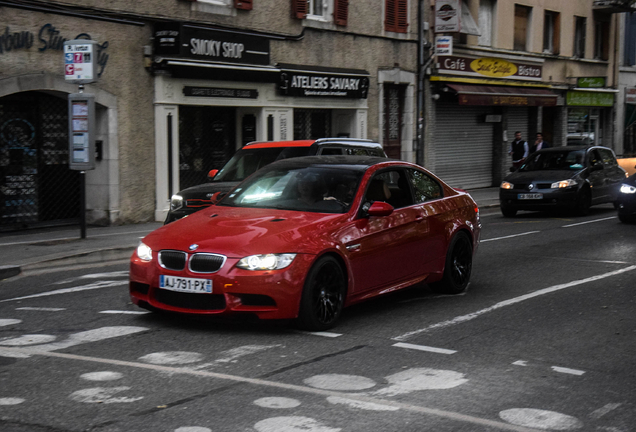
[
  {"left": 159, "top": 275, "right": 212, "bottom": 293},
  {"left": 518, "top": 193, "right": 543, "bottom": 200}
]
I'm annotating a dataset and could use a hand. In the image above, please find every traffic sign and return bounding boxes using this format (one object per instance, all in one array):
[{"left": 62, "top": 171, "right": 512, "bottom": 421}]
[{"left": 63, "top": 40, "right": 98, "bottom": 84}]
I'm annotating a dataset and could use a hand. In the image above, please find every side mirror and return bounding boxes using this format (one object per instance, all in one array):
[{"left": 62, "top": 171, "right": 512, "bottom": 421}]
[
  {"left": 367, "top": 201, "right": 394, "bottom": 217},
  {"left": 210, "top": 191, "right": 226, "bottom": 204},
  {"left": 208, "top": 169, "right": 219, "bottom": 179}
]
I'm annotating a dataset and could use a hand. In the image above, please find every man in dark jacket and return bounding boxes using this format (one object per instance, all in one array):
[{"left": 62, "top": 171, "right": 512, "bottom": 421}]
[
  {"left": 509, "top": 131, "right": 528, "bottom": 170},
  {"left": 530, "top": 132, "right": 550, "bottom": 154}
]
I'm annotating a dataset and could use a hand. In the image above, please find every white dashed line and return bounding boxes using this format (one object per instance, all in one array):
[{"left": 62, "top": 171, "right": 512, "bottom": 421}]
[
  {"left": 480, "top": 231, "right": 540, "bottom": 242},
  {"left": 0, "top": 281, "right": 127, "bottom": 303},
  {"left": 300, "top": 331, "right": 342, "bottom": 338},
  {"left": 590, "top": 403, "right": 622, "bottom": 419},
  {"left": 393, "top": 265, "right": 636, "bottom": 341},
  {"left": 562, "top": 216, "right": 617, "bottom": 227},
  {"left": 551, "top": 366, "right": 585, "bottom": 376},
  {"left": 16, "top": 307, "right": 66, "bottom": 311},
  {"left": 99, "top": 310, "right": 150, "bottom": 315},
  {"left": 393, "top": 342, "right": 456, "bottom": 355},
  {"left": 512, "top": 360, "right": 528, "bottom": 367}
]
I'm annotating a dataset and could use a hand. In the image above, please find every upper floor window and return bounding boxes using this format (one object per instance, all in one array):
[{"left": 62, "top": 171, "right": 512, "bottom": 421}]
[
  {"left": 192, "top": 0, "right": 252, "bottom": 12},
  {"left": 594, "top": 15, "right": 610, "bottom": 60},
  {"left": 291, "top": 0, "right": 348, "bottom": 26},
  {"left": 478, "top": 0, "right": 496, "bottom": 47},
  {"left": 543, "top": 10, "right": 560, "bottom": 54},
  {"left": 625, "top": 12, "right": 636, "bottom": 66},
  {"left": 385, "top": 0, "right": 408, "bottom": 33},
  {"left": 514, "top": 4, "right": 532, "bottom": 51},
  {"left": 574, "top": 16, "right": 586, "bottom": 58}
]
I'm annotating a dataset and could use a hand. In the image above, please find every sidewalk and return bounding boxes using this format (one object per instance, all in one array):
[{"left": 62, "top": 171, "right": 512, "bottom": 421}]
[{"left": 0, "top": 187, "right": 499, "bottom": 281}]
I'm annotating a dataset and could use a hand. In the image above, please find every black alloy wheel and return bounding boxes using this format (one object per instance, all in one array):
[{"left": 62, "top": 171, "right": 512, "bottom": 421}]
[
  {"left": 431, "top": 231, "right": 473, "bottom": 295},
  {"left": 297, "top": 256, "right": 346, "bottom": 331}
]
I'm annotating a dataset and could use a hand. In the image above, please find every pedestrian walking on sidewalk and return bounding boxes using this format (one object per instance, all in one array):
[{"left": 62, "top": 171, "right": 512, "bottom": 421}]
[{"left": 509, "top": 131, "right": 528, "bottom": 170}]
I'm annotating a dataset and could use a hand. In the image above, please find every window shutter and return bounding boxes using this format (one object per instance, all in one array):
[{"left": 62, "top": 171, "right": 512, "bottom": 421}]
[
  {"left": 291, "top": 0, "right": 308, "bottom": 19},
  {"left": 235, "top": 0, "right": 252, "bottom": 10},
  {"left": 334, "top": 0, "right": 348, "bottom": 26},
  {"left": 385, "top": 0, "right": 408, "bottom": 33}
]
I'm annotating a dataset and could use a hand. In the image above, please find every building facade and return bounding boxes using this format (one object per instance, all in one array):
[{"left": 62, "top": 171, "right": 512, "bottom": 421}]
[
  {"left": 1, "top": 0, "right": 420, "bottom": 228},
  {"left": 423, "top": 0, "right": 624, "bottom": 188}
]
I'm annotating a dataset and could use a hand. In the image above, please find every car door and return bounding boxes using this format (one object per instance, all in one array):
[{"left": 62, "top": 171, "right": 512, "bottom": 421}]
[
  {"left": 587, "top": 148, "right": 609, "bottom": 203},
  {"left": 597, "top": 147, "right": 626, "bottom": 202},
  {"left": 346, "top": 168, "right": 426, "bottom": 293}
]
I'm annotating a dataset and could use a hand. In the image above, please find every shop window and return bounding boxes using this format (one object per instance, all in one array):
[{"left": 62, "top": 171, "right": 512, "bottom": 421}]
[
  {"left": 574, "top": 16, "right": 586, "bottom": 58},
  {"left": 478, "top": 0, "right": 496, "bottom": 47},
  {"left": 294, "top": 109, "right": 332, "bottom": 139},
  {"left": 385, "top": 0, "right": 408, "bottom": 33},
  {"left": 567, "top": 107, "right": 601, "bottom": 146},
  {"left": 543, "top": 10, "right": 560, "bottom": 55},
  {"left": 383, "top": 84, "right": 405, "bottom": 159},
  {"left": 514, "top": 4, "right": 532, "bottom": 52},
  {"left": 594, "top": 15, "right": 610, "bottom": 61}
]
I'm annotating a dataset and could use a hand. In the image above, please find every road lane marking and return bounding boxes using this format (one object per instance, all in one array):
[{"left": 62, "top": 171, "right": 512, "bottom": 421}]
[
  {"left": 299, "top": 331, "right": 342, "bottom": 338},
  {"left": 562, "top": 216, "right": 617, "bottom": 227},
  {"left": 551, "top": 366, "right": 585, "bottom": 376},
  {"left": 0, "top": 346, "right": 542, "bottom": 432},
  {"left": 15, "top": 307, "right": 66, "bottom": 311},
  {"left": 393, "top": 265, "right": 636, "bottom": 341},
  {"left": 480, "top": 231, "right": 540, "bottom": 242},
  {"left": 393, "top": 342, "right": 456, "bottom": 355},
  {"left": 100, "top": 310, "right": 150, "bottom": 315},
  {"left": 0, "top": 281, "right": 127, "bottom": 303},
  {"left": 590, "top": 403, "right": 622, "bottom": 419}
]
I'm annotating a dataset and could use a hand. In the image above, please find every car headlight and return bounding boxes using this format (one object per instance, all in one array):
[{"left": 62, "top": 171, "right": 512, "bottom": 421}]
[
  {"left": 170, "top": 194, "right": 184, "bottom": 211},
  {"left": 136, "top": 242, "right": 153, "bottom": 261},
  {"left": 551, "top": 179, "right": 578, "bottom": 189},
  {"left": 236, "top": 253, "right": 296, "bottom": 270},
  {"left": 620, "top": 184, "right": 636, "bottom": 194},
  {"left": 500, "top": 181, "right": 514, "bottom": 190}
]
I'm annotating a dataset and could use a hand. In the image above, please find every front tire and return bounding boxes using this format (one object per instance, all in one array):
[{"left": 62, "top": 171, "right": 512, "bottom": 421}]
[
  {"left": 297, "top": 256, "right": 346, "bottom": 331},
  {"left": 430, "top": 232, "right": 473, "bottom": 295},
  {"left": 500, "top": 205, "right": 517, "bottom": 217},
  {"left": 619, "top": 213, "right": 636, "bottom": 224},
  {"left": 575, "top": 188, "right": 591, "bottom": 216}
]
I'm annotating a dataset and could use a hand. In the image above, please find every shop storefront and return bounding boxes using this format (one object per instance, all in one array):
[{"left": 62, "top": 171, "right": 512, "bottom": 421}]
[
  {"left": 151, "top": 22, "right": 370, "bottom": 221},
  {"left": 566, "top": 85, "right": 616, "bottom": 147},
  {"left": 0, "top": 11, "right": 145, "bottom": 231},
  {"left": 428, "top": 53, "right": 558, "bottom": 189}
]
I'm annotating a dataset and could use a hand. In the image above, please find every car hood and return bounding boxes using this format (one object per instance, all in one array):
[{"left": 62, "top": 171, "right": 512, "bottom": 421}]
[
  {"left": 505, "top": 169, "right": 582, "bottom": 183},
  {"left": 178, "top": 181, "right": 240, "bottom": 200},
  {"left": 142, "top": 206, "right": 346, "bottom": 258}
]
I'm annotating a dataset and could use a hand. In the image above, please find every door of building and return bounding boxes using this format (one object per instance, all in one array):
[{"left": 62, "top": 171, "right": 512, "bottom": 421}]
[
  {"left": 178, "top": 106, "right": 236, "bottom": 191},
  {"left": 0, "top": 92, "right": 80, "bottom": 231}
]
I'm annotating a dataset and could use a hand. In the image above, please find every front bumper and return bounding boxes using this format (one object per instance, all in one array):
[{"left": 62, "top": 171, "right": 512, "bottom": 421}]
[
  {"left": 129, "top": 252, "right": 316, "bottom": 320},
  {"left": 499, "top": 187, "right": 579, "bottom": 211},
  {"left": 617, "top": 194, "right": 636, "bottom": 216}
]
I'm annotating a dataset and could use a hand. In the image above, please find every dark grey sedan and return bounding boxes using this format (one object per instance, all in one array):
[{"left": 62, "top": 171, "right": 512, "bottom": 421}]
[{"left": 499, "top": 146, "right": 627, "bottom": 217}]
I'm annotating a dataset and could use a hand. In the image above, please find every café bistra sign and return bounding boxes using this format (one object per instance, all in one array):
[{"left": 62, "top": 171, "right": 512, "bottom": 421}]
[{"left": 439, "top": 55, "right": 542, "bottom": 81}]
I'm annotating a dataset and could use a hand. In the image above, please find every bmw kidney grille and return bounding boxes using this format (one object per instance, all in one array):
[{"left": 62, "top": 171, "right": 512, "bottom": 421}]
[{"left": 159, "top": 250, "right": 225, "bottom": 273}]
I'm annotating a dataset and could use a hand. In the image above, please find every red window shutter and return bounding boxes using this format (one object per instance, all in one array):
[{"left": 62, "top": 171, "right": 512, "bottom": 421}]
[
  {"left": 334, "top": 0, "right": 348, "bottom": 26},
  {"left": 291, "top": 0, "right": 308, "bottom": 19},
  {"left": 385, "top": 0, "right": 408, "bottom": 33},
  {"left": 235, "top": 0, "right": 252, "bottom": 10}
]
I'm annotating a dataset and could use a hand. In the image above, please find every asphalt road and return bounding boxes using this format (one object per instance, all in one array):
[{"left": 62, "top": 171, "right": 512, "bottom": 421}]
[{"left": 0, "top": 205, "right": 634, "bottom": 432}]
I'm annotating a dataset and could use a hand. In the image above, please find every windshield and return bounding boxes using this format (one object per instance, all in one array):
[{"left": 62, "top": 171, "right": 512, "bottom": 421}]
[
  {"left": 219, "top": 165, "right": 363, "bottom": 213},
  {"left": 522, "top": 150, "right": 586, "bottom": 171},
  {"left": 213, "top": 147, "right": 311, "bottom": 182}
]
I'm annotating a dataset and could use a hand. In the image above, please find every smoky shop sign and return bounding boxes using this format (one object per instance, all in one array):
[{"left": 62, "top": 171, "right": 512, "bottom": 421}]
[{"left": 279, "top": 71, "right": 369, "bottom": 99}]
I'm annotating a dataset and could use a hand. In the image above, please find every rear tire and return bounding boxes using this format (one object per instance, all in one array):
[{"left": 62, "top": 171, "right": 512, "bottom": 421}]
[
  {"left": 296, "top": 256, "right": 346, "bottom": 331},
  {"left": 430, "top": 232, "right": 473, "bottom": 295},
  {"left": 500, "top": 206, "right": 517, "bottom": 217}
]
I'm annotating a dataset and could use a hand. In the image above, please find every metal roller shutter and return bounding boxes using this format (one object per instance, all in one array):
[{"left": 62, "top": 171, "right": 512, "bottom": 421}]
[
  {"left": 507, "top": 107, "right": 529, "bottom": 145},
  {"left": 433, "top": 103, "right": 494, "bottom": 189}
]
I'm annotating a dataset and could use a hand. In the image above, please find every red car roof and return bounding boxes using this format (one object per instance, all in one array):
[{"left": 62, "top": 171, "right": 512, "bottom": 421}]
[{"left": 244, "top": 140, "right": 315, "bottom": 149}]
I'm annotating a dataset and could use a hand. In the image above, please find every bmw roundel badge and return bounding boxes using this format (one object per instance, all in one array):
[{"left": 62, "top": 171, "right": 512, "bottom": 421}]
[{"left": 189, "top": 244, "right": 199, "bottom": 251}]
